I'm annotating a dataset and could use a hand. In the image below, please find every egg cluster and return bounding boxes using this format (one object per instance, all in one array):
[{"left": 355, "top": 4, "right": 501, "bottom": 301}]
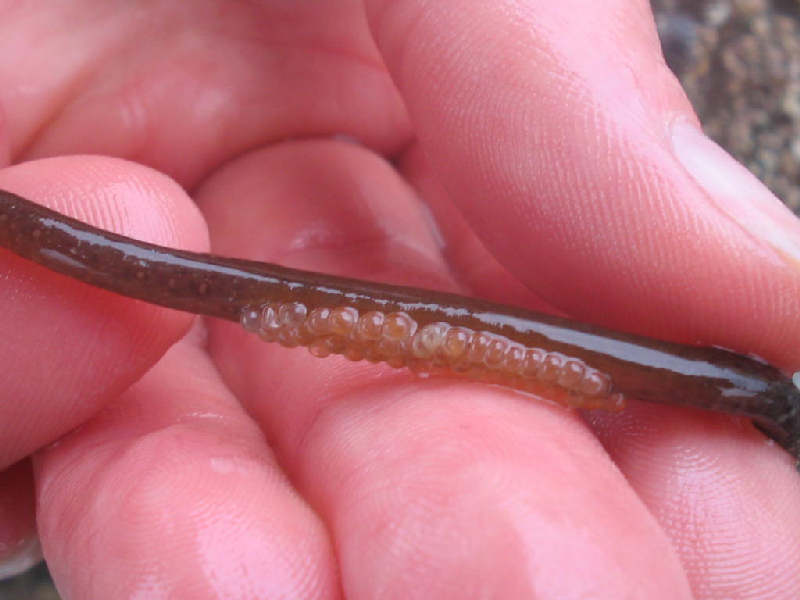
[{"left": 241, "top": 302, "right": 621, "bottom": 410}]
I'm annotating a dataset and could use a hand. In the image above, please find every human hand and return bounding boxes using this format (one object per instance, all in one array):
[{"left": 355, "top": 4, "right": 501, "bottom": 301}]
[{"left": 1, "top": 2, "right": 799, "bottom": 598}]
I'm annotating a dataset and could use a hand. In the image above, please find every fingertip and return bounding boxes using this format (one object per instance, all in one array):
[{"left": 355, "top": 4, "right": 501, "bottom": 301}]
[
  {"left": 0, "top": 156, "right": 206, "bottom": 467},
  {"left": 0, "top": 155, "right": 208, "bottom": 251},
  {"left": 670, "top": 118, "right": 800, "bottom": 269},
  {"left": 35, "top": 336, "right": 338, "bottom": 600}
]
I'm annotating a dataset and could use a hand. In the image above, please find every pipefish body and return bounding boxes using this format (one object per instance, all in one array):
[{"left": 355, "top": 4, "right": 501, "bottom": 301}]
[{"left": 0, "top": 188, "right": 798, "bottom": 464}]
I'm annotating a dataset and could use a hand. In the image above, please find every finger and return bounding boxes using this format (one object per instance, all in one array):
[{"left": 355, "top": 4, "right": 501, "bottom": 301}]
[
  {"left": 587, "top": 403, "right": 800, "bottom": 598},
  {"left": 200, "top": 139, "right": 692, "bottom": 598},
  {"left": 0, "top": 156, "right": 201, "bottom": 468},
  {"left": 0, "top": 2, "right": 410, "bottom": 186},
  {"left": 35, "top": 324, "right": 338, "bottom": 599},
  {"left": 400, "top": 143, "right": 561, "bottom": 313},
  {"left": 366, "top": 0, "right": 800, "bottom": 369},
  {"left": 0, "top": 460, "right": 40, "bottom": 580}
]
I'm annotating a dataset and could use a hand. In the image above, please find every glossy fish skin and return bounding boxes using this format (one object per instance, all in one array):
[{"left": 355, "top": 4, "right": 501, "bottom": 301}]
[{"left": 0, "top": 188, "right": 797, "bottom": 464}]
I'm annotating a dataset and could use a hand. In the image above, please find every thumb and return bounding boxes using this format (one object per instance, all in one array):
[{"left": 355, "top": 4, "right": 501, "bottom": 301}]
[{"left": 365, "top": 0, "right": 800, "bottom": 369}]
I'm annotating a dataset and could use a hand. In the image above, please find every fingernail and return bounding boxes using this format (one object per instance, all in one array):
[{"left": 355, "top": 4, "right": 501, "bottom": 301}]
[
  {"left": 671, "top": 119, "right": 800, "bottom": 265},
  {"left": 0, "top": 534, "right": 42, "bottom": 580}
]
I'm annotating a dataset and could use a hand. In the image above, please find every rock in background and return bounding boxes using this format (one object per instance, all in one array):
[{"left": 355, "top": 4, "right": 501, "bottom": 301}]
[{"left": 654, "top": 0, "right": 800, "bottom": 210}]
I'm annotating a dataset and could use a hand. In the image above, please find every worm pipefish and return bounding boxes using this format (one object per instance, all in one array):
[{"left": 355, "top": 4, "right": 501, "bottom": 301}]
[{"left": 0, "top": 188, "right": 799, "bottom": 463}]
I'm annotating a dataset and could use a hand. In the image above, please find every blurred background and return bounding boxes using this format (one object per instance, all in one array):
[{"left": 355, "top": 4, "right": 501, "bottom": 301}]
[
  {"left": 1, "top": 1, "right": 798, "bottom": 598},
  {"left": 654, "top": 0, "right": 799, "bottom": 210}
]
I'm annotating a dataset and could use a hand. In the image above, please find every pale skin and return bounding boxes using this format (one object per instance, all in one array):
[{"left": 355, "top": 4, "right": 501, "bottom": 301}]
[{"left": 0, "top": 2, "right": 800, "bottom": 599}]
